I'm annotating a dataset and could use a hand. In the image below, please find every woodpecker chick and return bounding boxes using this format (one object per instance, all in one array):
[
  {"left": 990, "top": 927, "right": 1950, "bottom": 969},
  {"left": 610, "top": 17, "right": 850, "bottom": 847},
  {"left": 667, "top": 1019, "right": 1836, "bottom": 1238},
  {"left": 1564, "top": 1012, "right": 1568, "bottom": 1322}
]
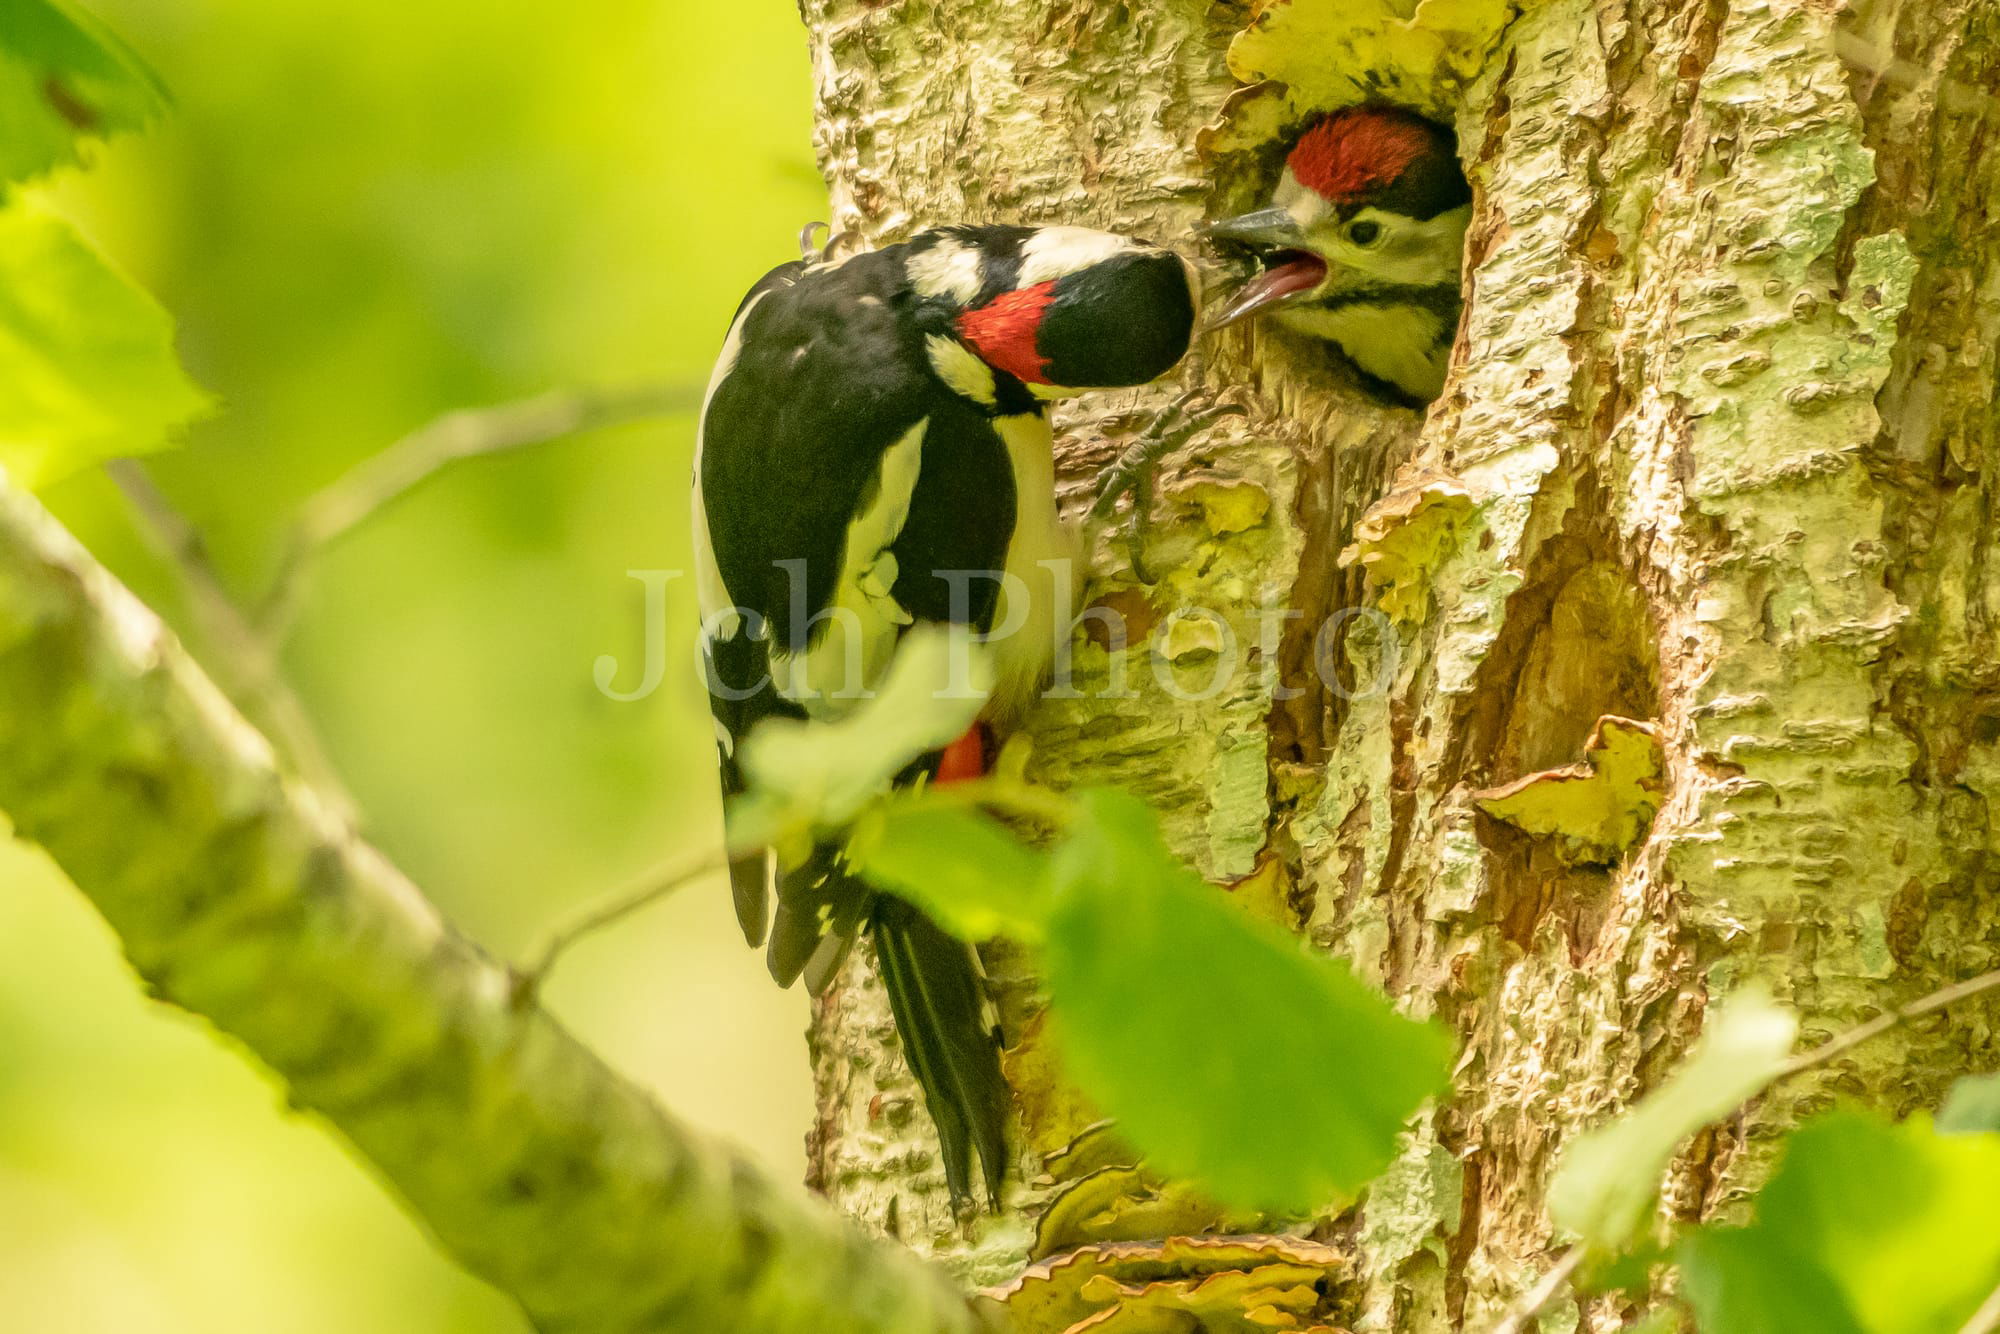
[
  {"left": 1205, "top": 105, "right": 1471, "bottom": 402},
  {"left": 694, "top": 224, "right": 1199, "bottom": 1209}
]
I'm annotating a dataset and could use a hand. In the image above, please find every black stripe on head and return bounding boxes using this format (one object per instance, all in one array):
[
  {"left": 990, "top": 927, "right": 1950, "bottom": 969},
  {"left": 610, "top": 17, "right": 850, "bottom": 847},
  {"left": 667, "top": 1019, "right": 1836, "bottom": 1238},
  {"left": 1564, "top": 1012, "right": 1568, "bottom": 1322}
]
[
  {"left": 1310, "top": 281, "right": 1463, "bottom": 319},
  {"left": 1036, "top": 251, "right": 1197, "bottom": 389}
]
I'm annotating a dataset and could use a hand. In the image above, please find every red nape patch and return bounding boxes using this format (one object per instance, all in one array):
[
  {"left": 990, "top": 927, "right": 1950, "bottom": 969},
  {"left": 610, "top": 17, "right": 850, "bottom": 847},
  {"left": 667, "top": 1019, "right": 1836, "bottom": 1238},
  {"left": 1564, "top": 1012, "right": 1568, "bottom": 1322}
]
[
  {"left": 955, "top": 281, "right": 1057, "bottom": 384},
  {"left": 934, "top": 724, "right": 990, "bottom": 786},
  {"left": 1286, "top": 106, "right": 1436, "bottom": 202}
]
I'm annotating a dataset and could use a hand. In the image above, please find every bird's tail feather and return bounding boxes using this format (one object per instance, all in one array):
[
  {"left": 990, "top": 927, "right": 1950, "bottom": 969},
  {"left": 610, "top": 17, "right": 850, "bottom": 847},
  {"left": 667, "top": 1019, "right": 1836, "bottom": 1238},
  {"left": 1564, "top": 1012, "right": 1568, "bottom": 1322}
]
[
  {"left": 872, "top": 895, "right": 1010, "bottom": 1208},
  {"left": 729, "top": 850, "right": 771, "bottom": 948},
  {"left": 767, "top": 843, "right": 867, "bottom": 987}
]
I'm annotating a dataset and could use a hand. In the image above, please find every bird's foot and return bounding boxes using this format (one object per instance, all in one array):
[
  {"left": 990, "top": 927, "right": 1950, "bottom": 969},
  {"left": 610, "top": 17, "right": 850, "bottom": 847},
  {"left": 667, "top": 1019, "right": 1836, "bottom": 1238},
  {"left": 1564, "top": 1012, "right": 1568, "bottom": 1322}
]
[{"left": 1087, "top": 389, "right": 1247, "bottom": 583}]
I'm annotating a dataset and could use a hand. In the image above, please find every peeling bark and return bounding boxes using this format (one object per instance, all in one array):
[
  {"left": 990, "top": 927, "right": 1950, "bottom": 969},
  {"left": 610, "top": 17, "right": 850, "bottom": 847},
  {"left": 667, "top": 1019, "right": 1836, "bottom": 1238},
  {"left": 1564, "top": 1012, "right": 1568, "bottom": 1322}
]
[{"left": 798, "top": 0, "right": 2000, "bottom": 1329}]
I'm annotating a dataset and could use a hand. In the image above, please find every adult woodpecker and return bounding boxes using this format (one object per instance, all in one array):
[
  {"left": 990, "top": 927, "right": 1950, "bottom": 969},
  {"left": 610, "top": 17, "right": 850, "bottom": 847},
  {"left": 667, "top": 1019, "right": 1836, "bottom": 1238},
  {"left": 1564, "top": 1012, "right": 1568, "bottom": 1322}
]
[
  {"left": 1204, "top": 105, "right": 1471, "bottom": 402},
  {"left": 693, "top": 223, "right": 1200, "bottom": 1207}
]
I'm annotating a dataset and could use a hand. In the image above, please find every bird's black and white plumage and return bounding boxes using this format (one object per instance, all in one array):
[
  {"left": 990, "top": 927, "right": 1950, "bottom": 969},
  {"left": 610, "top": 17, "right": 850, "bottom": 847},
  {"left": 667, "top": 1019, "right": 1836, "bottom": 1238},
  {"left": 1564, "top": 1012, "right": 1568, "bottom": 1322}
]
[{"left": 693, "top": 223, "right": 1199, "bottom": 1206}]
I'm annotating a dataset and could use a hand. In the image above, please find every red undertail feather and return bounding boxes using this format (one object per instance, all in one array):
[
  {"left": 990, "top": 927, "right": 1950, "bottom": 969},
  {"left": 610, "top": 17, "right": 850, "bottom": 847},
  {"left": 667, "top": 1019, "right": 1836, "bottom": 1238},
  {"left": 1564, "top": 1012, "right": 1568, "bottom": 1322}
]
[{"left": 935, "top": 724, "right": 990, "bottom": 786}]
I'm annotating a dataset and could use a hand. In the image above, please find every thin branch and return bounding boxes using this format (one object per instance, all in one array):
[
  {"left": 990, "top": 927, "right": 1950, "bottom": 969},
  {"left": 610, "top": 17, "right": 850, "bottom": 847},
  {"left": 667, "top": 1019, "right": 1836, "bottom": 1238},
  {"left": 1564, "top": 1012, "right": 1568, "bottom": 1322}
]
[
  {"left": 1958, "top": 1279, "right": 2000, "bottom": 1334},
  {"left": 112, "top": 380, "right": 699, "bottom": 816},
  {"left": 0, "top": 480, "right": 982, "bottom": 1334},
  {"left": 107, "top": 459, "right": 360, "bottom": 823},
  {"left": 1775, "top": 967, "right": 2000, "bottom": 1081},
  {"left": 1490, "top": 1245, "right": 1585, "bottom": 1334},
  {"left": 257, "top": 381, "right": 701, "bottom": 637},
  {"left": 910, "top": 774, "right": 1081, "bottom": 830},
  {"left": 1507, "top": 968, "right": 2000, "bottom": 1333},
  {"left": 516, "top": 847, "right": 729, "bottom": 998}
]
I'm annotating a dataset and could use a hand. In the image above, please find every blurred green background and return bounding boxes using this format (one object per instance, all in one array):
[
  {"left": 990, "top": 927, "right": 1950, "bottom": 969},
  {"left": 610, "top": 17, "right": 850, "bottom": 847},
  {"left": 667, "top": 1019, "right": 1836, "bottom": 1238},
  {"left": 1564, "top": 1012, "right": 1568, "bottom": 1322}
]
[{"left": 1, "top": 1, "right": 822, "bottom": 1327}]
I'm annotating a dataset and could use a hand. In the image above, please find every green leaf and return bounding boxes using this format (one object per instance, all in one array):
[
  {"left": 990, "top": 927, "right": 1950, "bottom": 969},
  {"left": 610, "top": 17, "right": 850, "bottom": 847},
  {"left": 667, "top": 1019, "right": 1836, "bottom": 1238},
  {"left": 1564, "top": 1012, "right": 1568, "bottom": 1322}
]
[
  {"left": 1548, "top": 986, "right": 1796, "bottom": 1251},
  {"left": 728, "top": 626, "right": 991, "bottom": 853},
  {"left": 1678, "top": 1109, "right": 2000, "bottom": 1334},
  {"left": 1041, "top": 789, "right": 1453, "bottom": 1213},
  {"left": 0, "top": 0, "right": 167, "bottom": 190},
  {"left": 0, "top": 199, "right": 210, "bottom": 488},
  {"left": 1577, "top": 1235, "right": 1670, "bottom": 1297},
  {"left": 1679, "top": 1223, "right": 1862, "bottom": 1334},
  {"left": 1938, "top": 1071, "right": 2000, "bottom": 1136},
  {"left": 847, "top": 798, "right": 1052, "bottom": 945}
]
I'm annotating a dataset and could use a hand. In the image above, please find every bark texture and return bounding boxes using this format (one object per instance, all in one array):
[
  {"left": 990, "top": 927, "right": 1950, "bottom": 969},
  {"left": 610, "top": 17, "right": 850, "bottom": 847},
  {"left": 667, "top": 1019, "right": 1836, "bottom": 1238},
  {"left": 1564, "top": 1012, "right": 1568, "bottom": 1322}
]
[
  {"left": 797, "top": 0, "right": 2000, "bottom": 1329},
  {"left": 0, "top": 482, "right": 984, "bottom": 1334}
]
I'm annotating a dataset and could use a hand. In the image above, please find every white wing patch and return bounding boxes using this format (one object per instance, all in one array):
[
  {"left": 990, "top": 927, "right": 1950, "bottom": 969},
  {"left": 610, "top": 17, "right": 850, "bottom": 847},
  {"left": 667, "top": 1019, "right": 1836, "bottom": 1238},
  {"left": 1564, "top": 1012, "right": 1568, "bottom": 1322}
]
[
  {"left": 925, "top": 334, "right": 997, "bottom": 406},
  {"left": 768, "top": 419, "right": 927, "bottom": 717},
  {"left": 1018, "top": 226, "right": 1136, "bottom": 285},
  {"left": 906, "top": 237, "right": 984, "bottom": 303}
]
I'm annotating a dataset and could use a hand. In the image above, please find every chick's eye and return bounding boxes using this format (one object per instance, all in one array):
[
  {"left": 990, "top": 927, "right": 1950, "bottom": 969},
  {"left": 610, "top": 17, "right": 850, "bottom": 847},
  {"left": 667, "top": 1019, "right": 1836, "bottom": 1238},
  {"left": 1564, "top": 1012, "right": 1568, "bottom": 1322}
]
[{"left": 1347, "top": 219, "right": 1383, "bottom": 246}]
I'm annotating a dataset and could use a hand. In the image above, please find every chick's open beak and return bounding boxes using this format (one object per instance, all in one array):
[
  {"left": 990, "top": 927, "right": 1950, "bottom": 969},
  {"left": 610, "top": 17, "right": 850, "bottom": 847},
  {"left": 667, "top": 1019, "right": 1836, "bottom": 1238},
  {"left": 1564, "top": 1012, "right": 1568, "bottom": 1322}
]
[{"left": 1197, "top": 209, "right": 1328, "bottom": 332}]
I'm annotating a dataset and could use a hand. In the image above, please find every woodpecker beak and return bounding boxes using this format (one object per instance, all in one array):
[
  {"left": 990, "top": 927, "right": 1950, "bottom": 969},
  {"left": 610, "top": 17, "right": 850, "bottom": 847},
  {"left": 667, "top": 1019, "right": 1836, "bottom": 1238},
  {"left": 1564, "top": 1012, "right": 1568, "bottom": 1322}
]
[
  {"left": 1199, "top": 209, "right": 1330, "bottom": 333},
  {"left": 1199, "top": 208, "right": 1306, "bottom": 249}
]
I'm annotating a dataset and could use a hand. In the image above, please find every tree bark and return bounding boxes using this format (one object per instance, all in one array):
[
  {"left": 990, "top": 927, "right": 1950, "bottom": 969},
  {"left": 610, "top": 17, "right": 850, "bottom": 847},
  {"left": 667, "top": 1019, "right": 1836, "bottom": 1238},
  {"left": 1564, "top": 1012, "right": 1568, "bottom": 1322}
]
[{"left": 796, "top": 0, "right": 2000, "bottom": 1329}]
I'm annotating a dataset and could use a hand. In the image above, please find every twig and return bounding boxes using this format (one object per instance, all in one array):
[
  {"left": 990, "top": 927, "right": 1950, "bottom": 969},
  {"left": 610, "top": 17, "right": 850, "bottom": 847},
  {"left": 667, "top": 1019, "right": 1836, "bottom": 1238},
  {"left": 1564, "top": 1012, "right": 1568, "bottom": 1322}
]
[
  {"left": 108, "top": 460, "right": 361, "bottom": 823},
  {"left": 115, "top": 380, "right": 699, "bottom": 815},
  {"left": 257, "top": 381, "right": 701, "bottom": 637},
  {"left": 515, "top": 846, "right": 730, "bottom": 1001},
  {"left": 1835, "top": 30, "right": 2000, "bottom": 117},
  {"left": 1958, "top": 1279, "right": 2000, "bottom": 1334},
  {"left": 1500, "top": 968, "right": 2000, "bottom": 1333},
  {"left": 1490, "top": 1245, "right": 1585, "bottom": 1334},
  {"left": 914, "top": 775, "right": 1080, "bottom": 830},
  {"left": 1774, "top": 967, "right": 2000, "bottom": 1081}
]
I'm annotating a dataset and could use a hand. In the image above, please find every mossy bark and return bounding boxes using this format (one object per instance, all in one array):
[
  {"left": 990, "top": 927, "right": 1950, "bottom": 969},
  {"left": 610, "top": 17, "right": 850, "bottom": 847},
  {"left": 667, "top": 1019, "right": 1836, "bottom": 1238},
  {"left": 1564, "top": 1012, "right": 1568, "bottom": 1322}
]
[{"left": 797, "top": 0, "right": 2000, "bottom": 1328}]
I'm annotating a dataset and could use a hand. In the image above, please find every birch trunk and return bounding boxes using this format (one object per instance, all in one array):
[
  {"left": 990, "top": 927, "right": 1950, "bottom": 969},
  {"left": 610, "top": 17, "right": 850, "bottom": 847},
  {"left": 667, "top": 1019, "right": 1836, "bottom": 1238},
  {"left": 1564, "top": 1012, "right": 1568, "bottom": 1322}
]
[{"left": 796, "top": 0, "right": 2000, "bottom": 1328}]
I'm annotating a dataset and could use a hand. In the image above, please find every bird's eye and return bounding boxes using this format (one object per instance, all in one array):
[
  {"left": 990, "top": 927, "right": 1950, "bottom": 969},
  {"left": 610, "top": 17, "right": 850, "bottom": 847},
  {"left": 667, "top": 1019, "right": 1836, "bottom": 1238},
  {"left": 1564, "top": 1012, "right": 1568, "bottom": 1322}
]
[{"left": 1347, "top": 219, "right": 1383, "bottom": 246}]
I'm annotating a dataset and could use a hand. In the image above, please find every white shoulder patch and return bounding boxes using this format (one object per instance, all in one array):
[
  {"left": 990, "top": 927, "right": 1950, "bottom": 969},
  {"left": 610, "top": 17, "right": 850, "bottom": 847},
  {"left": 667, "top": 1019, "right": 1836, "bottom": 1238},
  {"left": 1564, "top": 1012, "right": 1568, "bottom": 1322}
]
[
  {"left": 768, "top": 420, "right": 928, "bottom": 717},
  {"left": 906, "top": 238, "right": 984, "bottom": 303},
  {"left": 926, "top": 334, "right": 997, "bottom": 405},
  {"left": 1018, "top": 226, "right": 1135, "bottom": 285}
]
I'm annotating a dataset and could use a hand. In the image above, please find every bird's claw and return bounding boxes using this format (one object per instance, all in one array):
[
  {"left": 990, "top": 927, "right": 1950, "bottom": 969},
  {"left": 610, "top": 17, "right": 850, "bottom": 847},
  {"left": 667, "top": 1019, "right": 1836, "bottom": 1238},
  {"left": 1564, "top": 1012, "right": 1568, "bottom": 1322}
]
[
  {"left": 1088, "top": 390, "right": 1248, "bottom": 583},
  {"left": 798, "top": 222, "right": 865, "bottom": 263}
]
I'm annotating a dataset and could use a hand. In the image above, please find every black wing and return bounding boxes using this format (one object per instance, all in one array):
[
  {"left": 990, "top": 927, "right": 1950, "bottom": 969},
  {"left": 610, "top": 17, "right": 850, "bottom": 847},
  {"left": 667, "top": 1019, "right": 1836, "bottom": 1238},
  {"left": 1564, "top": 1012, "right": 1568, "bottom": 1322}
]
[
  {"left": 701, "top": 248, "right": 930, "bottom": 650},
  {"left": 693, "top": 246, "right": 1024, "bottom": 1208},
  {"left": 695, "top": 247, "right": 1018, "bottom": 948}
]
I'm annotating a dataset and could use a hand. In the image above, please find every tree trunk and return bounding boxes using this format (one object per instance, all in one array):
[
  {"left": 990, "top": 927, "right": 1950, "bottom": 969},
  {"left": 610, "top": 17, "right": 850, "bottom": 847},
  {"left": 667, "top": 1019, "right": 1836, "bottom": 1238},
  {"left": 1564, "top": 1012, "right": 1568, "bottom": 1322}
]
[{"left": 796, "top": 0, "right": 2000, "bottom": 1328}]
